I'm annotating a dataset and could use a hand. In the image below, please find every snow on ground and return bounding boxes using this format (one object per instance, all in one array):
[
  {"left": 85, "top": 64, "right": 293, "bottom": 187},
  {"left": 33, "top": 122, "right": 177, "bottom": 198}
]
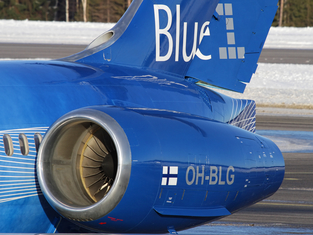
[
  {"left": 0, "top": 19, "right": 313, "bottom": 49},
  {"left": 264, "top": 27, "right": 313, "bottom": 49},
  {"left": 0, "top": 20, "right": 312, "bottom": 109},
  {"left": 0, "top": 20, "right": 113, "bottom": 45},
  {"left": 215, "top": 63, "right": 313, "bottom": 109}
]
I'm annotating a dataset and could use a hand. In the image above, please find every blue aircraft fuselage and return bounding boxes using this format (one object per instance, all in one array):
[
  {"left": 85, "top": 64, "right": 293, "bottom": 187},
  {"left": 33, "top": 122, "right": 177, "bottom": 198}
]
[
  {"left": 0, "top": 60, "right": 239, "bottom": 128},
  {"left": 0, "top": 60, "right": 284, "bottom": 233},
  {"left": 0, "top": 0, "right": 283, "bottom": 232}
]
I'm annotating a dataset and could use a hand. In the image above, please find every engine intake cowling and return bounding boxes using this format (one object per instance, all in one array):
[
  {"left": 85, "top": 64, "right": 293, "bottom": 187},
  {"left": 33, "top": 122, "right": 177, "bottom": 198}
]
[{"left": 37, "top": 107, "right": 131, "bottom": 221}]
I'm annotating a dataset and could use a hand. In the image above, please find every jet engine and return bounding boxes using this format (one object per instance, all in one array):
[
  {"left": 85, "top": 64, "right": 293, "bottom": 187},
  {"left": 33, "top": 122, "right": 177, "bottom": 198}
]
[
  {"left": 37, "top": 106, "right": 284, "bottom": 233},
  {"left": 37, "top": 107, "right": 132, "bottom": 222}
]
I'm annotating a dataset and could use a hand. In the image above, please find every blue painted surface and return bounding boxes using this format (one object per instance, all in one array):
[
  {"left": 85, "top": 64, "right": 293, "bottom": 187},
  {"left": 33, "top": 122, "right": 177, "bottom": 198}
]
[
  {"left": 0, "top": 0, "right": 282, "bottom": 233},
  {"left": 186, "top": 0, "right": 278, "bottom": 92}
]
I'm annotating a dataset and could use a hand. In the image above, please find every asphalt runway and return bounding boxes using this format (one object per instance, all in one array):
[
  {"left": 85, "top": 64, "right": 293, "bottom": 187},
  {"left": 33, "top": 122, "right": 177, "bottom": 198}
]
[
  {"left": 259, "top": 48, "right": 313, "bottom": 64},
  {"left": 256, "top": 115, "right": 313, "bottom": 132},
  {"left": 0, "top": 43, "right": 86, "bottom": 59},
  {"left": 0, "top": 43, "right": 312, "bottom": 64}
]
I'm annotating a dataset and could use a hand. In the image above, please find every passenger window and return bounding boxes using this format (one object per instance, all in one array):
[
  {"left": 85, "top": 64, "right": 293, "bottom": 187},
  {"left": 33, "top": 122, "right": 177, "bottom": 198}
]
[
  {"left": 19, "top": 133, "right": 29, "bottom": 156},
  {"left": 3, "top": 134, "right": 13, "bottom": 156},
  {"left": 34, "top": 133, "right": 42, "bottom": 152}
]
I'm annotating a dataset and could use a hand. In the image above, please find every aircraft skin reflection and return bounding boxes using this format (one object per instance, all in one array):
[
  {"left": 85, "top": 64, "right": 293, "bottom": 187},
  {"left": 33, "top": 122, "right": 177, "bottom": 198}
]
[{"left": 0, "top": 0, "right": 284, "bottom": 233}]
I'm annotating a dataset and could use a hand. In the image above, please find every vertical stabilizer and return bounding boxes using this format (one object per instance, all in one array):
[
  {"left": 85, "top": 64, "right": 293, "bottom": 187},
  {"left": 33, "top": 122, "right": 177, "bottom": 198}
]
[
  {"left": 66, "top": 0, "right": 220, "bottom": 76},
  {"left": 186, "top": 0, "right": 278, "bottom": 92},
  {"left": 64, "top": 0, "right": 277, "bottom": 94}
]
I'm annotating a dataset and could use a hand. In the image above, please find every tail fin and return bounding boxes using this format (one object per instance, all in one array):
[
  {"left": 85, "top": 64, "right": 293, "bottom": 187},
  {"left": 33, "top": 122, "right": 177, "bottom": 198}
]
[
  {"left": 64, "top": 0, "right": 219, "bottom": 76},
  {"left": 186, "top": 0, "right": 278, "bottom": 92},
  {"left": 64, "top": 0, "right": 277, "bottom": 93}
]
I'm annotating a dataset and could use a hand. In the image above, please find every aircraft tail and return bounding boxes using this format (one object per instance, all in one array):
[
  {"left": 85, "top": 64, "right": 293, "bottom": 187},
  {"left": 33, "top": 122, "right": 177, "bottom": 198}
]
[
  {"left": 66, "top": 0, "right": 219, "bottom": 77},
  {"left": 64, "top": 0, "right": 277, "bottom": 93},
  {"left": 186, "top": 0, "right": 278, "bottom": 92}
]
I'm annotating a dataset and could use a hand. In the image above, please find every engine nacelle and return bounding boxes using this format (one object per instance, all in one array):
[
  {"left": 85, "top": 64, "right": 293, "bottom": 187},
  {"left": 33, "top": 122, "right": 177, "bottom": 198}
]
[
  {"left": 37, "top": 106, "right": 284, "bottom": 233},
  {"left": 37, "top": 107, "right": 132, "bottom": 222}
]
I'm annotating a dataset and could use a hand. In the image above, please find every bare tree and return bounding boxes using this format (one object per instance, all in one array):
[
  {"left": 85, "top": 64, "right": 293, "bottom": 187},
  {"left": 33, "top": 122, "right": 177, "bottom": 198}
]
[
  {"left": 82, "top": 0, "right": 87, "bottom": 21},
  {"left": 307, "top": 0, "right": 311, "bottom": 26},
  {"left": 66, "top": 0, "right": 69, "bottom": 21},
  {"left": 279, "top": 0, "right": 284, "bottom": 26},
  {"left": 107, "top": 0, "right": 110, "bottom": 22}
]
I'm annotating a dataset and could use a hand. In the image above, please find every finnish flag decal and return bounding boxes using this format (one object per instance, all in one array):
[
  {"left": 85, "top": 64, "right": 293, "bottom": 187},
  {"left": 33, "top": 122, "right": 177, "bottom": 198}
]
[{"left": 161, "top": 166, "right": 178, "bottom": 186}]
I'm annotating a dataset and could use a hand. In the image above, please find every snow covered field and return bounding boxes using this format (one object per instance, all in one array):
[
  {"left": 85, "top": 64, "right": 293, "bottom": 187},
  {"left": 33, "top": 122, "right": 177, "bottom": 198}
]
[
  {"left": 215, "top": 63, "right": 313, "bottom": 111},
  {"left": 0, "top": 19, "right": 312, "bottom": 49},
  {"left": 0, "top": 20, "right": 312, "bottom": 110},
  {"left": 0, "top": 20, "right": 112, "bottom": 45},
  {"left": 265, "top": 27, "right": 313, "bottom": 49}
]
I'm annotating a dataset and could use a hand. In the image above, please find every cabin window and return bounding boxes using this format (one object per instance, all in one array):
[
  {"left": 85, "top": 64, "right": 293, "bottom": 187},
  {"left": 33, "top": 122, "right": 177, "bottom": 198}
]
[
  {"left": 34, "top": 133, "right": 42, "bottom": 152},
  {"left": 19, "top": 133, "right": 29, "bottom": 156},
  {"left": 3, "top": 134, "right": 13, "bottom": 156}
]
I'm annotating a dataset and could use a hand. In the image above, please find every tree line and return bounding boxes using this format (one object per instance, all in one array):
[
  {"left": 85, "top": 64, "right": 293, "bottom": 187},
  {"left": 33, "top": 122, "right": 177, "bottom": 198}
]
[
  {"left": 0, "top": 0, "right": 312, "bottom": 26},
  {"left": 0, "top": 0, "right": 131, "bottom": 22},
  {"left": 273, "top": 0, "right": 313, "bottom": 26}
]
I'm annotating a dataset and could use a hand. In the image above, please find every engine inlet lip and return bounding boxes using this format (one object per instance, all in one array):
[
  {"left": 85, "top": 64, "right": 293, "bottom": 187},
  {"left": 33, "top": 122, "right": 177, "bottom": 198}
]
[{"left": 37, "top": 107, "right": 132, "bottom": 221}]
